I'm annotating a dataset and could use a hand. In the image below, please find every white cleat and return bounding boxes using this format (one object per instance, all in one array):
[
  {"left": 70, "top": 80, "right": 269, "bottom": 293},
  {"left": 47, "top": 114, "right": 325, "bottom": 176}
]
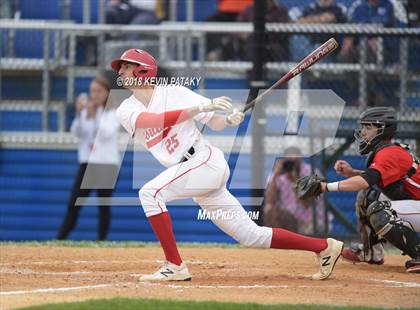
[
  {"left": 140, "top": 261, "right": 192, "bottom": 281},
  {"left": 312, "top": 238, "right": 344, "bottom": 280}
]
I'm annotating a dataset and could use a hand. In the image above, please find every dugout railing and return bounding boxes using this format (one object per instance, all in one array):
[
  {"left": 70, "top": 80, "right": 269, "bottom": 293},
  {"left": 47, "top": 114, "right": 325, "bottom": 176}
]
[{"left": 1, "top": 21, "right": 420, "bottom": 130}]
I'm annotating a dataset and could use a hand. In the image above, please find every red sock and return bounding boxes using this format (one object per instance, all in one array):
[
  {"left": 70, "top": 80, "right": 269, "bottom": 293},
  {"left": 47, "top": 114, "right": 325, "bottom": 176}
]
[
  {"left": 270, "top": 228, "right": 328, "bottom": 253},
  {"left": 147, "top": 212, "right": 182, "bottom": 266}
]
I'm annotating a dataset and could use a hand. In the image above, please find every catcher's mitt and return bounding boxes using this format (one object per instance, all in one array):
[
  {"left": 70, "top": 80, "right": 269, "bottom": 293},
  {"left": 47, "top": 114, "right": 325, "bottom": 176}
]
[{"left": 295, "top": 174, "right": 325, "bottom": 200}]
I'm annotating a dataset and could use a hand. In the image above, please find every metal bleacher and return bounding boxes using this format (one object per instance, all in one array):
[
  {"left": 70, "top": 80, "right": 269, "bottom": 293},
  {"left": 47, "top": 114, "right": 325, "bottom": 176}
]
[{"left": 1, "top": 0, "right": 420, "bottom": 132}]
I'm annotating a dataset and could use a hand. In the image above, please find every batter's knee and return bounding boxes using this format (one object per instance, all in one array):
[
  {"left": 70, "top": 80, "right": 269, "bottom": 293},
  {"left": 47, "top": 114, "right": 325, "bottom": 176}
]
[
  {"left": 138, "top": 186, "right": 166, "bottom": 217},
  {"left": 138, "top": 186, "right": 152, "bottom": 205},
  {"left": 233, "top": 223, "right": 272, "bottom": 248}
]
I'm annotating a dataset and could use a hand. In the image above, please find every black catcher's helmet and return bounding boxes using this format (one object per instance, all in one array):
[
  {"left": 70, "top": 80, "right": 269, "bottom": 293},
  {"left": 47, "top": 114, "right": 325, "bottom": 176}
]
[{"left": 354, "top": 107, "right": 397, "bottom": 155}]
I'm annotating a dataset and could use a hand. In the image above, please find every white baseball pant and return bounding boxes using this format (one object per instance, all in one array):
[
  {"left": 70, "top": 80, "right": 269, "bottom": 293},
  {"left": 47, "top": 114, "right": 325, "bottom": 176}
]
[
  {"left": 389, "top": 200, "right": 420, "bottom": 232},
  {"left": 138, "top": 138, "right": 273, "bottom": 248}
]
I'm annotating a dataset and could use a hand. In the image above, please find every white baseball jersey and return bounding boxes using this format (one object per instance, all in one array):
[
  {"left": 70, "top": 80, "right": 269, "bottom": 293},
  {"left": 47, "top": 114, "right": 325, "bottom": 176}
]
[
  {"left": 118, "top": 85, "right": 274, "bottom": 249},
  {"left": 116, "top": 86, "right": 214, "bottom": 167}
]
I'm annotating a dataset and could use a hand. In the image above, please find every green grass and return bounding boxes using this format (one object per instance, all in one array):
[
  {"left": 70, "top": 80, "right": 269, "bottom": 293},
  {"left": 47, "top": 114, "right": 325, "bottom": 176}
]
[
  {"left": 0, "top": 240, "right": 241, "bottom": 249},
  {"left": 19, "top": 297, "right": 414, "bottom": 310}
]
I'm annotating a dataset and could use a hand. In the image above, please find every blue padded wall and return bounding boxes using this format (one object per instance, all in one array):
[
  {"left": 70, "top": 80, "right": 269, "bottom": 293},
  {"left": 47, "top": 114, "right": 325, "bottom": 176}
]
[
  {"left": 0, "top": 148, "right": 361, "bottom": 241},
  {"left": 0, "top": 148, "right": 250, "bottom": 242}
]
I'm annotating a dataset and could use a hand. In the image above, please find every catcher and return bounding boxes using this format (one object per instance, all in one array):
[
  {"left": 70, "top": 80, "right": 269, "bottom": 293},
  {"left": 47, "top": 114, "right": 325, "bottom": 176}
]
[{"left": 296, "top": 107, "right": 420, "bottom": 273}]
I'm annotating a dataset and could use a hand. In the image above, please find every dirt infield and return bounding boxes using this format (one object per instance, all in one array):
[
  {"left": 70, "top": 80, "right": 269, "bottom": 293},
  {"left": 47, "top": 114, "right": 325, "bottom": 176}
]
[{"left": 1, "top": 244, "right": 419, "bottom": 309}]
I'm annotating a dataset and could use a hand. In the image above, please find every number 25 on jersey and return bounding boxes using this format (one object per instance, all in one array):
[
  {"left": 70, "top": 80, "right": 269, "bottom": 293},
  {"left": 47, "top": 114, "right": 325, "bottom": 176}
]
[{"left": 165, "top": 134, "right": 179, "bottom": 154}]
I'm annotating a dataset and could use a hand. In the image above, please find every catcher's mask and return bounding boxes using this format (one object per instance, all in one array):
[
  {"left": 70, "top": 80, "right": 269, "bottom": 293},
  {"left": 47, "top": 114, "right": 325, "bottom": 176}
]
[{"left": 354, "top": 107, "right": 397, "bottom": 155}]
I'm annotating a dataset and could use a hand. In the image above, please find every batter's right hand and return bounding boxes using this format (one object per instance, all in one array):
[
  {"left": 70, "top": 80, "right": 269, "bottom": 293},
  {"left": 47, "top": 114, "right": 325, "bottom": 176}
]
[
  {"left": 226, "top": 108, "right": 244, "bottom": 126},
  {"left": 334, "top": 160, "right": 354, "bottom": 177},
  {"left": 199, "top": 96, "right": 232, "bottom": 112}
]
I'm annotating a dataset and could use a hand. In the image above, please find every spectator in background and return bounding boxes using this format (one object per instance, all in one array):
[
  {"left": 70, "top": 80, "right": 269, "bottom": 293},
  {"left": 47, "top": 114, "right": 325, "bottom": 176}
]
[
  {"left": 57, "top": 76, "right": 120, "bottom": 241},
  {"left": 407, "top": 0, "right": 420, "bottom": 27},
  {"left": 205, "top": 0, "right": 253, "bottom": 61},
  {"left": 234, "top": 0, "right": 290, "bottom": 61},
  {"left": 106, "top": 0, "right": 160, "bottom": 26},
  {"left": 338, "top": 0, "right": 406, "bottom": 63},
  {"left": 0, "top": 0, "right": 17, "bottom": 19},
  {"left": 106, "top": 0, "right": 160, "bottom": 41},
  {"left": 289, "top": 0, "right": 347, "bottom": 61},
  {"left": 0, "top": 0, "right": 18, "bottom": 57},
  {"left": 337, "top": 0, "right": 407, "bottom": 106},
  {"left": 79, "top": 1, "right": 160, "bottom": 65},
  {"left": 263, "top": 147, "right": 333, "bottom": 235}
]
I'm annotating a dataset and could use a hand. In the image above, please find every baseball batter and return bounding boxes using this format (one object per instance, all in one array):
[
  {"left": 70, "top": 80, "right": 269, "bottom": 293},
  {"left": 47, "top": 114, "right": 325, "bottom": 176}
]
[{"left": 112, "top": 48, "right": 343, "bottom": 281}]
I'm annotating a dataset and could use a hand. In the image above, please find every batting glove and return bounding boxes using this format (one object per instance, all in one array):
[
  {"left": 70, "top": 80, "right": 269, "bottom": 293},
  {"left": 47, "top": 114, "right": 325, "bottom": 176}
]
[
  {"left": 226, "top": 108, "right": 245, "bottom": 126},
  {"left": 199, "top": 96, "right": 232, "bottom": 112}
]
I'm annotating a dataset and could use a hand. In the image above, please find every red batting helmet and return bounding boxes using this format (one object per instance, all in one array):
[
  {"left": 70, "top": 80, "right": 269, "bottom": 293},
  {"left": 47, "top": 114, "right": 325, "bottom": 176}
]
[{"left": 111, "top": 48, "right": 157, "bottom": 78}]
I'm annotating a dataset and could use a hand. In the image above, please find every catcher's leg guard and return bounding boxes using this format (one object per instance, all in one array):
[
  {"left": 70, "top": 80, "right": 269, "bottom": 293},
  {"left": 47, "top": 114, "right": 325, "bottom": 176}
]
[
  {"left": 367, "top": 201, "right": 420, "bottom": 259},
  {"left": 352, "top": 189, "right": 384, "bottom": 262}
]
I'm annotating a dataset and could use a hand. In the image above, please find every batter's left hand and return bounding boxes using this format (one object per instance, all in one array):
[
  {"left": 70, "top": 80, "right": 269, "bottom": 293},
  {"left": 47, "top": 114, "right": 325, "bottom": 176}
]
[
  {"left": 226, "top": 109, "right": 244, "bottom": 126},
  {"left": 199, "top": 96, "right": 232, "bottom": 112}
]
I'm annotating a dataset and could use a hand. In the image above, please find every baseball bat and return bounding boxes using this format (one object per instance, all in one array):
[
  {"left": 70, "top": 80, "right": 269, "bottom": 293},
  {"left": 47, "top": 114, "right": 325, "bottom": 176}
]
[{"left": 242, "top": 38, "right": 339, "bottom": 113}]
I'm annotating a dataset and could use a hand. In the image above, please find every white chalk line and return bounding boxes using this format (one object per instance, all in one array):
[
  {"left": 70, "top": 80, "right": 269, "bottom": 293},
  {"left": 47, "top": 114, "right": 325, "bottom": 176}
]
[
  {"left": 0, "top": 260, "right": 223, "bottom": 277},
  {"left": 3, "top": 265, "right": 419, "bottom": 289},
  {"left": 0, "top": 283, "right": 132, "bottom": 296},
  {"left": 133, "top": 272, "right": 420, "bottom": 289},
  {"left": 351, "top": 276, "right": 420, "bottom": 288},
  {"left": 374, "top": 279, "right": 420, "bottom": 288},
  {"left": 137, "top": 282, "right": 340, "bottom": 290},
  {"left": 136, "top": 279, "right": 420, "bottom": 290},
  {"left": 0, "top": 260, "right": 142, "bottom": 266},
  {"left": 1, "top": 278, "right": 419, "bottom": 297},
  {"left": 0, "top": 267, "right": 93, "bottom": 276},
  {"left": 3, "top": 265, "right": 418, "bottom": 289},
  {"left": 0, "top": 259, "right": 218, "bottom": 266},
  {"left": 0, "top": 281, "right": 342, "bottom": 296}
]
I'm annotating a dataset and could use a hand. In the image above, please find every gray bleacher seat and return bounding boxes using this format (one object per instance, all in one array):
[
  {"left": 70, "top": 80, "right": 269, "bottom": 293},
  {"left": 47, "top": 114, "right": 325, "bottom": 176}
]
[{"left": 104, "top": 39, "right": 160, "bottom": 66}]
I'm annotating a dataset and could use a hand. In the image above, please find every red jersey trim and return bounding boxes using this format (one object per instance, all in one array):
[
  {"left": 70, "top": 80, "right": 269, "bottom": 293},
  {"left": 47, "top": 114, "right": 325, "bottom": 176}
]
[
  {"left": 135, "top": 109, "right": 192, "bottom": 129},
  {"left": 145, "top": 127, "right": 171, "bottom": 148}
]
